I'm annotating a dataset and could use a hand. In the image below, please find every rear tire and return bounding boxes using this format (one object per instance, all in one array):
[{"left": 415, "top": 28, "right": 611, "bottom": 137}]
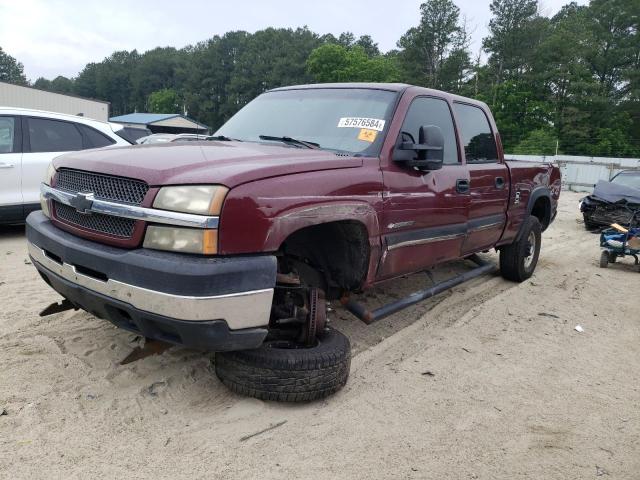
[
  {"left": 583, "top": 213, "right": 599, "bottom": 230},
  {"left": 214, "top": 327, "right": 351, "bottom": 402},
  {"left": 599, "top": 251, "right": 609, "bottom": 268},
  {"left": 500, "top": 216, "right": 542, "bottom": 282}
]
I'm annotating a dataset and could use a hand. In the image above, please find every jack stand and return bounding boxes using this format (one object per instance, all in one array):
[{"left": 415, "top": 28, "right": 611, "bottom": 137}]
[
  {"left": 39, "top": 299, "right": 77, "bottom": 317},
  {"left": 120, "top": 338, "right": 173, "bottom": 365}
]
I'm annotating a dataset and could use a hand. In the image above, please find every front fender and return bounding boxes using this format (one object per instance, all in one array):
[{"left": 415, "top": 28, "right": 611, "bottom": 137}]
[
  {"left": 261, "top": 201, "right": 380, "bottom": 252},
  {"left": 217, "top": 165, "right": 384, "bottom": 255}
]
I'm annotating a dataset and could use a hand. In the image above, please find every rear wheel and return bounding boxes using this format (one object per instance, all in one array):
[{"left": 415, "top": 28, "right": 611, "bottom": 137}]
[
  {"left": 599, "top": 250, "right": 609, "bottom": 268},
  {"left": 214, "top": 327, "right": 351, "bottom": 402},
  {"left": 583, "top": 213, "right": 599, "bottom": 231},
  {"left": 500, "top": 216, "right": 542, "bottom": 282}
]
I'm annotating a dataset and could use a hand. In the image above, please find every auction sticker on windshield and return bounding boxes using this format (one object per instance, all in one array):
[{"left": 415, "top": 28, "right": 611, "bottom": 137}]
[
  {"left": 338, "top": 117, "right": 386, "bottom": 132},
  {"left": 358, "top": 129, "right": 378, "bottom": 142}
]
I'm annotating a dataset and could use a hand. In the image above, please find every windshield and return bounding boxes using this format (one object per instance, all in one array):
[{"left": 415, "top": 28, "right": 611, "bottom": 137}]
[
  {"left": 215, "top": 88, "right": 398, "bottom": 155},
  {"left": 612, "top": 172, "right": 640, "bottom": 190}
]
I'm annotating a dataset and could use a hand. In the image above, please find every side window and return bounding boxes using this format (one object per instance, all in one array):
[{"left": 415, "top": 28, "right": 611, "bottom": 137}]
[
  {"left": 400, "top": 97, "right": 459, "bottom": 164},
  {"left": 0, "top": 117, "right": 16, "bottom": 154},
  {"left": 78, "top": 124, "right": 116, "bottom": 148},
  {"left": 28, "top": 118, "right": 83, "bottom": 153},
  {"left": 453, "top": 103, "right": 498, "bottom": 163}
]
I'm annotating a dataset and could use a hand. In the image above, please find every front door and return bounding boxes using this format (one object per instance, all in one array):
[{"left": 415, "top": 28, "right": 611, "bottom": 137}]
[
  {"left": 0, "top": 115, "right": 23, "bottom": 222},
  {"left": 452, "top": 103, "right": 508, "bottom": 254},
  {"left": 378, "top": 96, "right": 469, "bottom": 280}
]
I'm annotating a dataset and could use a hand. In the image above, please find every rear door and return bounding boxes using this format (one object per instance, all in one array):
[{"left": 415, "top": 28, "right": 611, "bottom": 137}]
[
  {"left": 378, "top": 95, "right": 469, "bottom": 279},
  {"left": 21, "top": 116, "right": 84, "bottom": 209},
  {"left": 0, "top": 115, "right": 23, "bottom": 221},
  {"left": 453, "top": 103, "right": 509, "bottom": 254}
]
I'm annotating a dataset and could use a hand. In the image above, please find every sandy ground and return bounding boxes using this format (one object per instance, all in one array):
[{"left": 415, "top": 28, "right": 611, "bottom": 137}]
[{"left": 0, "top": 191, "right": 639, "bottom": 480}]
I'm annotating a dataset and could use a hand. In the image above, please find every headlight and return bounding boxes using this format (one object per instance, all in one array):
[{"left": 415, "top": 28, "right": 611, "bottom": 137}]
[
  {"left": 43, "top": 162, "right": 56, "bottom": 185},
  {"left": 143, "top": 226, "right": 218, "bottom": 255},
  {"left": 40, "top": 163, "right": 56, "bottom": 218},
  {"left": 153, "top": 185, "right": 228, "bottom": 215},
  {"left": 145, "top": 185, "right": 227, "bottom": 254}
]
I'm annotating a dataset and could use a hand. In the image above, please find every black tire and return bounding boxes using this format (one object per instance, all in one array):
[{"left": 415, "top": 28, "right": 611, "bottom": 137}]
[
  {"left": 583, "top": 213, "right": 599, "bottom": 231},
  {"left": 599, "top": 250, "right": 609, "bottom": 268},
  {"left": 500, "top": 216, "right": 542, "bottom": 282},
  {"left": 214, "top": 327, "right": 351, "bottom": 402}
]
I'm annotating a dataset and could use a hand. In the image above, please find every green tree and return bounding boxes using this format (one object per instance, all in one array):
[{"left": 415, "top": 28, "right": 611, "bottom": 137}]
[
  {"left": 33, "top": 75, "right": 74, "bottom": 94},
  {"left": 307, "top": 44, "right": 399, "bottom": 83},
  {"left": 480, "top": 0, "right": 550, "bottom": 150},
  {"left": 532, "top": 4, "right": 593, "bottom": 153},
  {"left": 74, "top": 51, "right": 140, "bottom": 115},
  {"left": 148, "top": 88, "right": 180, "bottom": 113},
  {"left": 74, "top": 62, "right": 99, "bottom": 99},
  {"left": 18, "top": 8, "right": 638, "bottom": 157},
  {"left": 0, "top": 47, "right": 27, "bottom": 85},
  {"left": 355, "top": 35, "right": 381, "bottom": 57},
  {"left": 513, "top": 129, "right": 557, "bottom": 155},
  {"left": 396, "top": 0, "right": 471, "bottom": 91},
  {"left": 130, "top": 47, "right": 186, "bottom": 112},
  {"left": 483, "top": 0, "right": 543, "bottom": 81}
]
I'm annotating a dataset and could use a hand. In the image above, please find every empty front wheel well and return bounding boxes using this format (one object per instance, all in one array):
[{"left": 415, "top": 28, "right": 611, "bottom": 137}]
[{"left": 278, "top": 221, "right": 370, "bottom": 299}]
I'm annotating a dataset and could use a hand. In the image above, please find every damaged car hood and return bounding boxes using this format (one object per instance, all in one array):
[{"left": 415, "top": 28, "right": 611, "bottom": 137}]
[{"left": 590, "top": 180, "right": 640, "bottom": 205}]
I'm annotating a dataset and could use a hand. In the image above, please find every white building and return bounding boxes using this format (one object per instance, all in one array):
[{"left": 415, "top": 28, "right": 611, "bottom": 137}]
[
  {"left": 0, "top": 81, "right": 109, "bottom": 122},
  {"left": 109, "top": 113, "right": 209, "bottom": 134}
]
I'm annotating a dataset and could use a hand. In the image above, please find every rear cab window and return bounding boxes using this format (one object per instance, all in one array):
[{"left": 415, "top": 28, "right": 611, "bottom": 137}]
[{"left": 453, "top": 103, "right": 499, "bottom": 163}]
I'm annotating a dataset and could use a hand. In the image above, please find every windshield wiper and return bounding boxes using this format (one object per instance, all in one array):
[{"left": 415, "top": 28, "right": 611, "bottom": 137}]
[
  {"left": 207, "top": 135, "right": 241, "bottom": 141},
  {"left": 258, "top": 135, "right": 320, "bottom": 149}
]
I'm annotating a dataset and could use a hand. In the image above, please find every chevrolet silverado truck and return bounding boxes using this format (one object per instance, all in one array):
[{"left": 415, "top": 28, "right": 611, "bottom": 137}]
[{"left": 26, "top": 83, "right": 561, "bottom": 402}]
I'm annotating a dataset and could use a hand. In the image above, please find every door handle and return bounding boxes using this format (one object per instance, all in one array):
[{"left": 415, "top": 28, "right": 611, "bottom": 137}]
[
  {"left": 456, "top": 179, "right": 470, "bottom": 194},
  {"left": 0, "top": 162, "right": 15, "bottom": 169},
  {"left": 495, "top": 176, "right": 505, "bottom": 189}
]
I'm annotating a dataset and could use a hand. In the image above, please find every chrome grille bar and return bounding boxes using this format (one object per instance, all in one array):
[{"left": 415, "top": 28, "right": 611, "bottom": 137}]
[{"left": 42, "top": 184, "right": 219, "bottom": 229}]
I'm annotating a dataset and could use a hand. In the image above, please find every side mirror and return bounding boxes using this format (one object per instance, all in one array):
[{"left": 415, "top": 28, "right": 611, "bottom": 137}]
[{"left": 394, "top": 125, "right": 444, "bottom": 171}]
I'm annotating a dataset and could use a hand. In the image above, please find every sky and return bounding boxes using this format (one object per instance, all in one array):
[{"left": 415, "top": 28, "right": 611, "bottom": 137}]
[{"left": 0, "top": 0, "right": 589, "bottom": 82}]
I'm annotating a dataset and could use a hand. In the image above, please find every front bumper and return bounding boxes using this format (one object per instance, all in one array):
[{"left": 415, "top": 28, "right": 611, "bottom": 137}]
[{"left": 26, "top": 211, "right": 277, "bottom": 351}]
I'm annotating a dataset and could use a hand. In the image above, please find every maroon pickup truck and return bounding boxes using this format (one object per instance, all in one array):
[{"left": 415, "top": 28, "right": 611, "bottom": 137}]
[{"left": 27, "top": 83, "right": 561, "bottom": 401}]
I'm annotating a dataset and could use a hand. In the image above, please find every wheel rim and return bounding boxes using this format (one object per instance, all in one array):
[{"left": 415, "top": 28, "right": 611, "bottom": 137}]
[{"left": 524, "top": 231, "right": 536, "bottom": 269}]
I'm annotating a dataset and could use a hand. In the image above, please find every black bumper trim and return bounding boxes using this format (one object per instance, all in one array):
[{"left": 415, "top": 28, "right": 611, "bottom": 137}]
[{"left": 36, "top": 262, "right": 268, "bottom": 351}]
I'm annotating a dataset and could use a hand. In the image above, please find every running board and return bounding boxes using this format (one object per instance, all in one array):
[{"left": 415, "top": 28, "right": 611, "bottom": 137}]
[{"left": 340, "top": 255, "right": 497, "bottom": 324}]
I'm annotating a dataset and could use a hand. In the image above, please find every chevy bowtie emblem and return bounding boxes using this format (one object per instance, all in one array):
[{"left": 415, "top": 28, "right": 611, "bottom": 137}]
[{"left": 69, "top": 192, "right": 95, "bottom": 214}]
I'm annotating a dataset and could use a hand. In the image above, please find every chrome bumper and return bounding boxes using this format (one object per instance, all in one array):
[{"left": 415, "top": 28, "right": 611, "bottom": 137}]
[{"left": 28, "top": 242, "right": 273, "bottom": 329}]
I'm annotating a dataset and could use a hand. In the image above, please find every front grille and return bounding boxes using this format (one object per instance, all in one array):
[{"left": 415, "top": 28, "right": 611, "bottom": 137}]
[
  {"left": 53, "top": 169, "right": 148, "bottom": 241},
  {"left": 55, "top": 203, "right": 135, "bottom": 238},
  {"left": 57, "top": 168, "right": 148, "bottom": 205}
]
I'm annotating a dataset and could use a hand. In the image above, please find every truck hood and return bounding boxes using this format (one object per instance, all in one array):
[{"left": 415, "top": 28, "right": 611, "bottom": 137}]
[{"left": 52, "top": 141, "right": 363, "bottom": 188}]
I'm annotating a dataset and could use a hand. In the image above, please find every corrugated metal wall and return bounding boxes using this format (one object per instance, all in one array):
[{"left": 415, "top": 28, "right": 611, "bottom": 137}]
[
  {"left": 505, "top": 154, "right": 640, "bottom": 192},
  {"left": 0, "top": 82, "right": 109, "bottom": 122}
]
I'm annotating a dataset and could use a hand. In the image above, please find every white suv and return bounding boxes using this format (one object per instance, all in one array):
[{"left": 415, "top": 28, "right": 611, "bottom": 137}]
[{"left": 0, "top": 108, "right": 132, "bottom": 224}]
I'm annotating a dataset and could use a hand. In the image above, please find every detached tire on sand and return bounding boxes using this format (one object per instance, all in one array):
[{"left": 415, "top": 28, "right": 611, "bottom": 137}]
[{"left": 214, "top": 327, "right": 351, "bottom": 402}]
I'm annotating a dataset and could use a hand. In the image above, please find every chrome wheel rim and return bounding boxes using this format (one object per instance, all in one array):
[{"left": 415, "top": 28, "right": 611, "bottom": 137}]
[{"left": 524, "top": 231, "right": 536, "bottom": 269}]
